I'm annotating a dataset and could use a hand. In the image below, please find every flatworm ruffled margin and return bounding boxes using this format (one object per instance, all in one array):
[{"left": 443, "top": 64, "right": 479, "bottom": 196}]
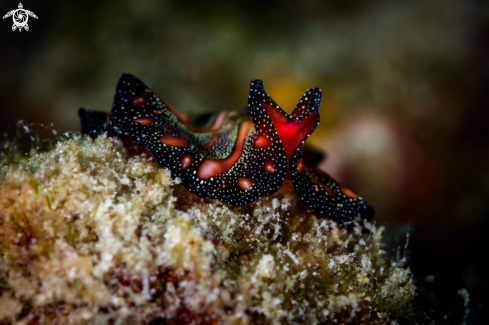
[{"left": 79, "top": 74, "right": 374, "bottom": 222}]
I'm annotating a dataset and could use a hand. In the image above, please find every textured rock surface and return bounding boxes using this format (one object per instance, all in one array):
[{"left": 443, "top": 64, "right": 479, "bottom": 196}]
[{"left": 0, "top": 135, "right": 417, "bottom": 324}]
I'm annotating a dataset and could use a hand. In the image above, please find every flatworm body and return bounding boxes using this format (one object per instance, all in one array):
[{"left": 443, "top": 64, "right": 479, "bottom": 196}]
[{"left": 79, "top": 74, "right": 374, "bottom": 222}]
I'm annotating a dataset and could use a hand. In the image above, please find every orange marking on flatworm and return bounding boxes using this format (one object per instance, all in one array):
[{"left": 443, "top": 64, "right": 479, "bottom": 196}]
[
  {"left": 238, "top": 177, "right": 254, "bottom": 191},
  {"left": 134, "top": 117, "right": 155, "bottom": 125},
  {"left": 254, "top": 134, "right": 270, "bottom": 148},
  {"left": 297, "top": 159, "right": 303, "bottom": 174},
  {"left": 201, "top": 135, "right": 219, "bottom": 150},
  {"left": 159, "top": 134, "right": 188, "bottom": 148},
  {"left": 263, "top": 160, "right": 275, "bottom": 174},
  {"left": 162, "top": 100, "right": 228, "bottom": 133},
  {"left": 180, "top": 153, "right": 194, "bottom": 170},
  {"left": 131, "top": 93, "right": 148, "bottom": 107},
  {"left": 197, "top": 120, "right": 253, "bottom": 180},
  {"left": 339, "top": 185, "right": 359, "bottom": 198}
]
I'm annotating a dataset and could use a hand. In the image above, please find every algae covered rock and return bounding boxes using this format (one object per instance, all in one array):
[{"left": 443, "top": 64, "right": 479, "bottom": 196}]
[{"left": 0, "top": 135, "right": 416, "bottom": 324}]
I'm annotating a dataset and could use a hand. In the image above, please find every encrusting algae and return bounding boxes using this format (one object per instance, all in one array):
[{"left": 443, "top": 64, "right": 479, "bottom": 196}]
[{"left": 0, "top": 134, "right": 417, "bottom": 324}]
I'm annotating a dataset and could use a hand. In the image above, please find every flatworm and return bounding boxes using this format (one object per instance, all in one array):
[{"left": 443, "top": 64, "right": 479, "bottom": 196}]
[{"left": 79, "top": 74, "right": 374, "bottom": 222}]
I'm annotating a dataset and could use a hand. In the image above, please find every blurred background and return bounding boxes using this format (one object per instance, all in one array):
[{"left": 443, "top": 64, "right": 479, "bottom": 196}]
[{"left": 1, "top": 0, "right": 488, "bottom": 322}]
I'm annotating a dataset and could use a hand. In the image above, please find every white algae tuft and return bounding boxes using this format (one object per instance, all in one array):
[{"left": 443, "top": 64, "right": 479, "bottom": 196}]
[{"left": 0, "top": 135, "right": 417, "bottom": 324}]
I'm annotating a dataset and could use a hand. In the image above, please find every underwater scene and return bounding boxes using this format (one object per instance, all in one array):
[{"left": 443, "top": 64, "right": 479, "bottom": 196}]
[{"left": 1, "top": 0, "right": 488, "bottom": 324}]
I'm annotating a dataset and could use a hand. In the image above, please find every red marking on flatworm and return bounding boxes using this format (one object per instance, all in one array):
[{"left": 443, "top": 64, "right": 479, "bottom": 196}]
[
  {"left": 197, "top": 121, "right": 253, "bottom": 180},
  {"left": 310, "top": 175, "right": 336, "bottom": 198},
  {"left": 162, "top": 100, "right": 228, "bottom": 133},
  {"left": 134, "top": 117, "right": 155, "bottom": 125},
  {"left": 159, "top": 134, "right": 189, "bottom": 148},
  {"left": 131, "top": 93, "right": 148, "bottom": 107},
  {"left": 263, "top": 160, "right": 275, "bottom": 174},
  {"left": 180, "top": 153, "right": 194, "bottom": 170},
  {"left": 254, "top": 134, "right": 270, "bottom": 148},
  {"left": 339, "top": 185, "right": 359, "bottom": 199},
  {"left": 243, "top": 162, "right": 249, "bottom": 170},
  {"left": 238, "top": 177, "right": 254, "bottom": 191},
  {"left": 201, "top": 135, "right": 219, "bottom": 150},
  {"left": 297, "top": 159, "right": 303, "bottom": 174},
  {"left": 307, "top": 168, "right": 338, "bottom": 199},
  {"left": 264, "top": 104, "right": 318, "bottom": 176}
]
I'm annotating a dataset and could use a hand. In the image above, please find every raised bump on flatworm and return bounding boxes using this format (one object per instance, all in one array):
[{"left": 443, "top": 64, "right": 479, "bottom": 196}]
[
  {"left": 159, "top": 134, "right": 189, "bottom": 147},
  {"left": 254, "top": 134, "right": 270, "bottom": 148},
  {"left": 197, "top": 120, "right": 253, "bottom": 180},
  {"left": 134, "top": 117, "right": 155, "bottom": 125},
  {"left": 263, "top": 160, "right": 275, "bottom": 174},
  {"left": 238, "top": 177, "right": 254, "bottom": 191},
  {"left": 180, "top": 153, "right": 194, "bottom": 170},
  {"left": 131, "top": 93, "right": 148, "bottom": 107}
]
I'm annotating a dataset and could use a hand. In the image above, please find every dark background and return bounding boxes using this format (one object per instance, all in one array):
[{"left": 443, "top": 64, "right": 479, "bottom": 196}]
[{"left": 1, "top": 0, "right": 488, "bottom": 323}]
